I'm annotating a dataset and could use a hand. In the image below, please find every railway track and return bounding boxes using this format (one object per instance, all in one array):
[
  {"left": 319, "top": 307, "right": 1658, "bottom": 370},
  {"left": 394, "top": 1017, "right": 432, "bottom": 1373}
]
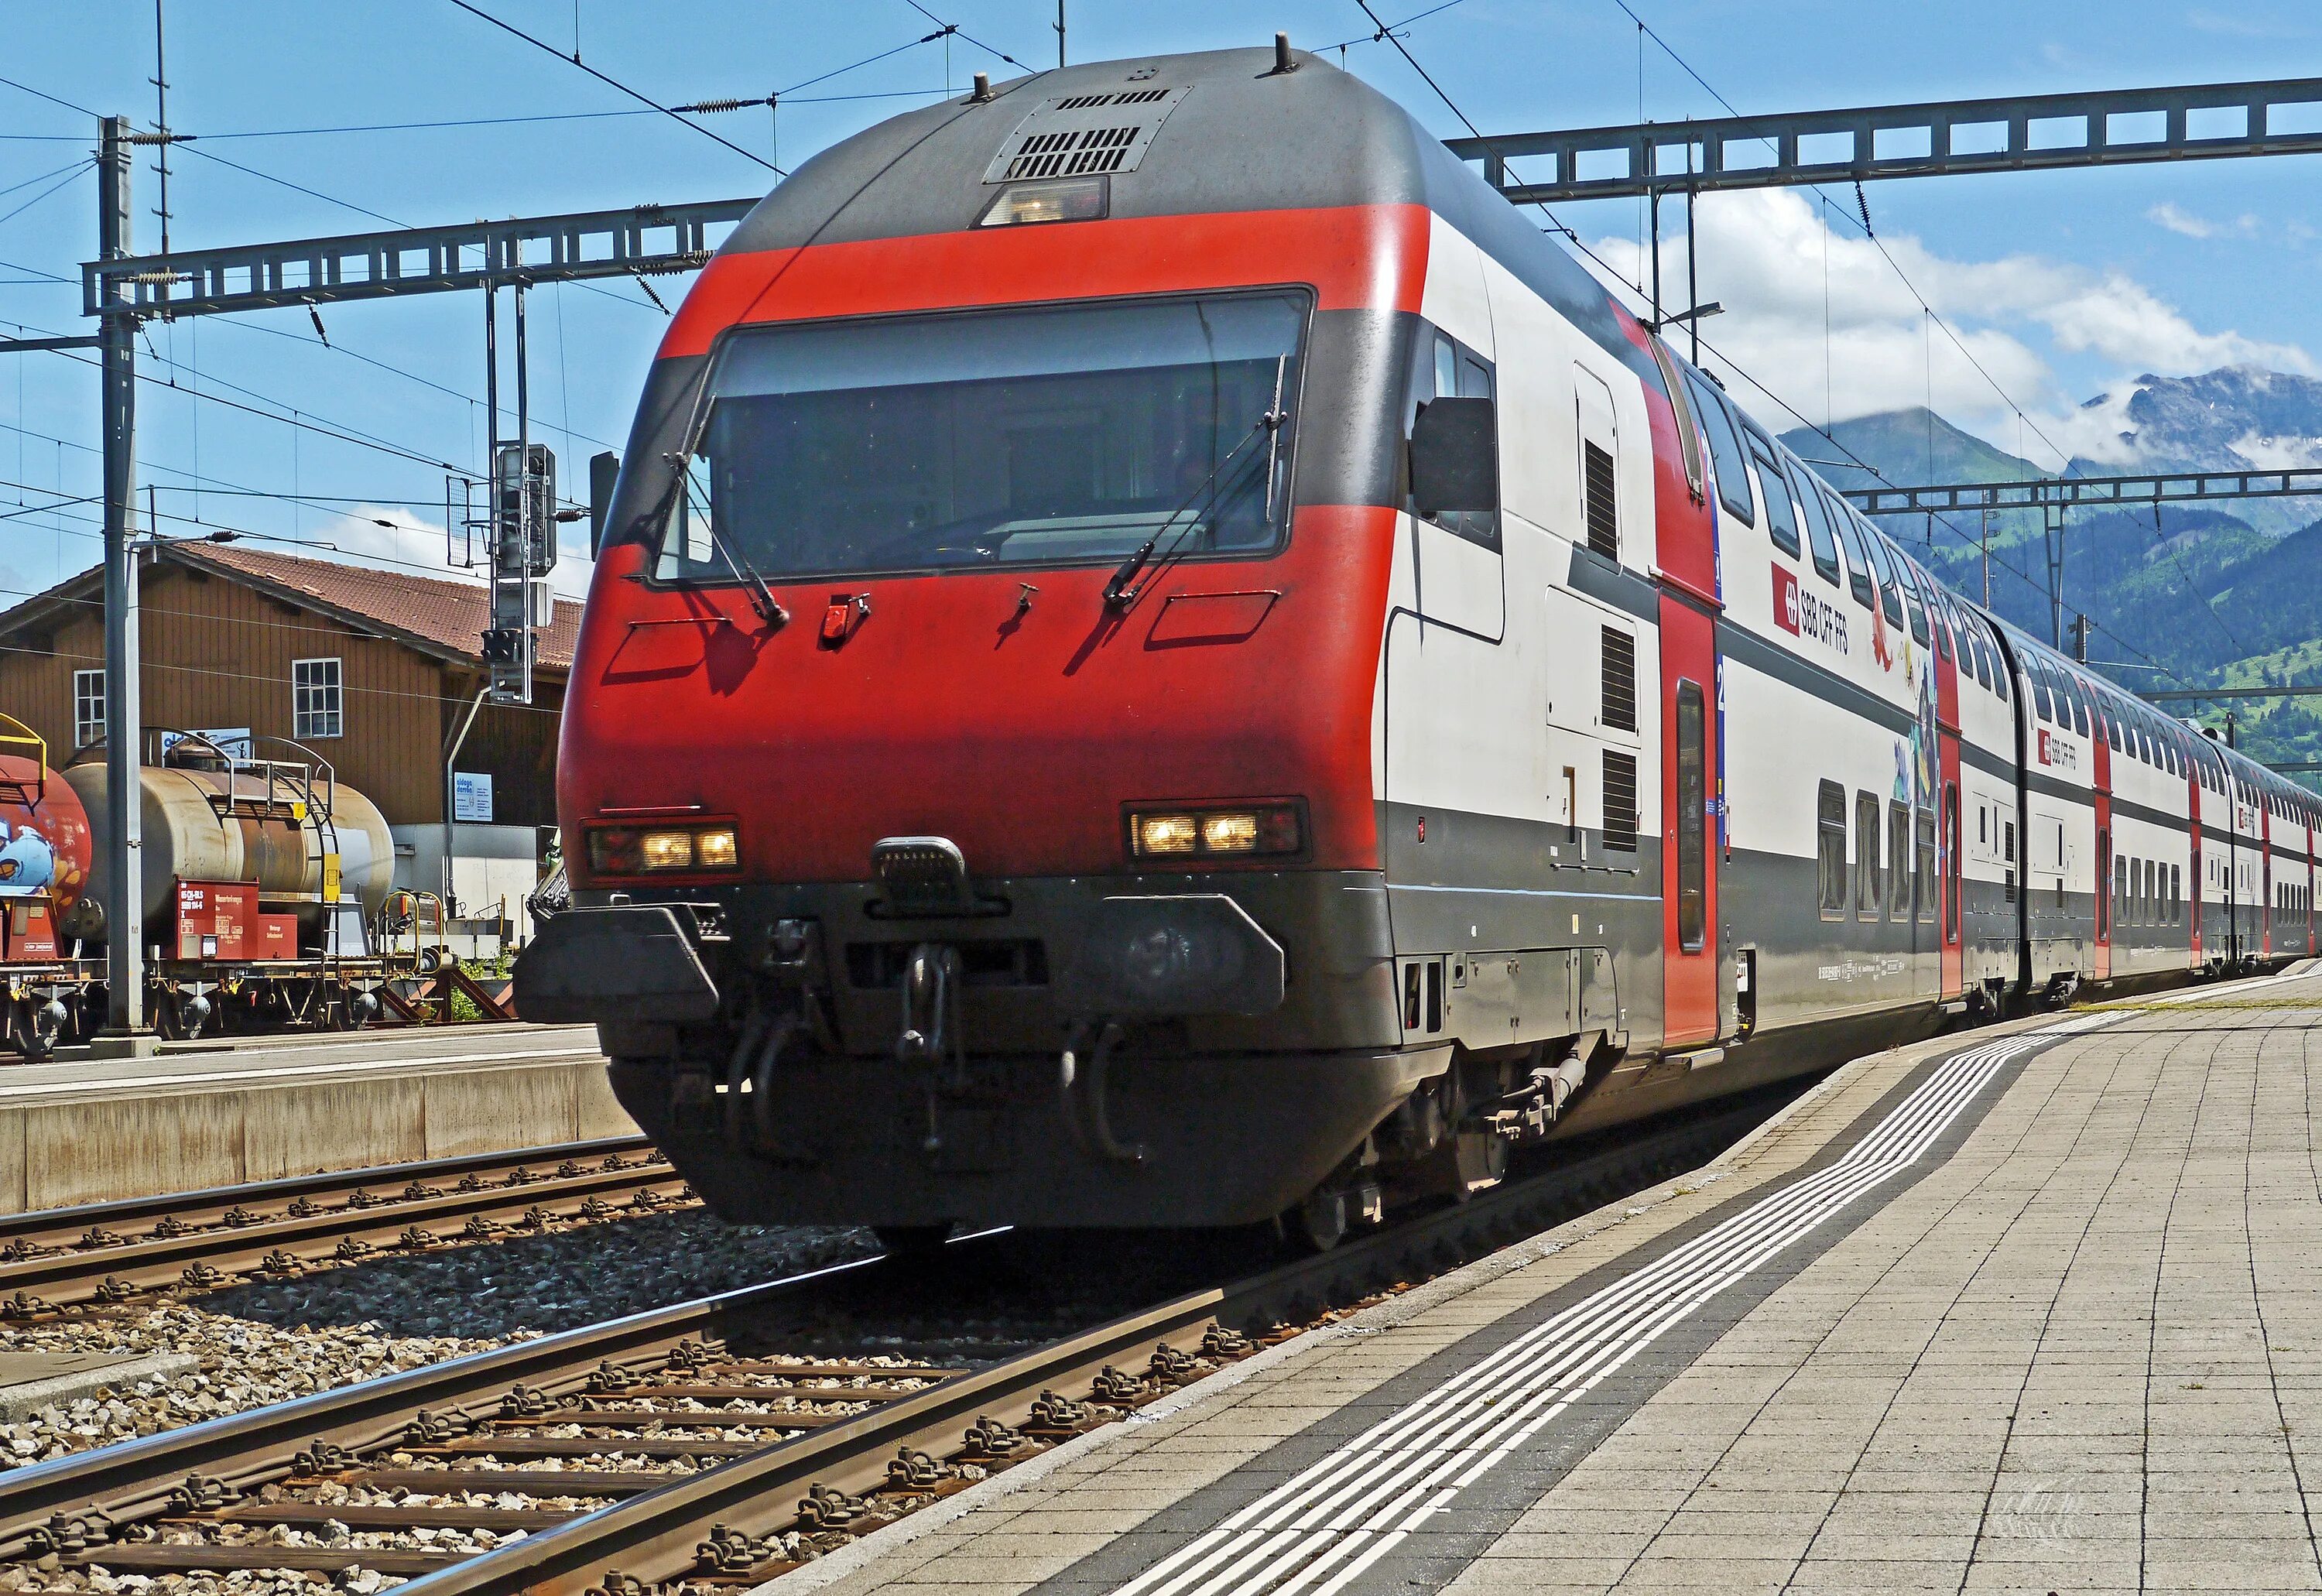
[
  {"left": 0, "top": 1086, "right": 1791, "bottom": 1595},
  {"left": 0, "top": 1136, "right": 691, "bottom": 1318}
]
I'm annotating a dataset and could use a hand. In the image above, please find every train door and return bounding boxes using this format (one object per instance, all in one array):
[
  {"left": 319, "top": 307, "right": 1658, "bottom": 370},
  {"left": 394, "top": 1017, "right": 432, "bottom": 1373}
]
[
  {"left": 2093, "top": 722, "right": 2112, "bottom": 982},
  {"left": 2262, "top": 802, "right": 2274, "bottom": 960},
  {"left": 1659, "top": 595, "right": 1719, "bottom": 1046}
]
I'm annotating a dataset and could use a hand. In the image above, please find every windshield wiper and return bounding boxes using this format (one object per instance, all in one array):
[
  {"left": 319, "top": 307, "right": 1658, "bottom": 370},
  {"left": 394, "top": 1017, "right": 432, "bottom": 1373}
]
[
  {"left": 662, "top": 451, "right": 788, "bottom": 629},
  {"left": 711, "top": 523, "right": 789, "bottom": 631},
  {"left": 1102, "top": 405, "right": 1286, "bottom": 613}
]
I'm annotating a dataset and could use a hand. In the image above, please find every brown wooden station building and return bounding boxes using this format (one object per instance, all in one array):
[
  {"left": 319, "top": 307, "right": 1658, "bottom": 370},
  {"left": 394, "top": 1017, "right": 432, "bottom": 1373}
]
[{"left": 0, "top": 541, "right": 578, "bottom": 918}]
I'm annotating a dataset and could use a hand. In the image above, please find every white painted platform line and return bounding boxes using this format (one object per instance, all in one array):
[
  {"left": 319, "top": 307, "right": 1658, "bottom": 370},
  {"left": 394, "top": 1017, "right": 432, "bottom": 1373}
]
[{"left": 1113, "top": 1015, "right": 2111, "bottom": 1596}]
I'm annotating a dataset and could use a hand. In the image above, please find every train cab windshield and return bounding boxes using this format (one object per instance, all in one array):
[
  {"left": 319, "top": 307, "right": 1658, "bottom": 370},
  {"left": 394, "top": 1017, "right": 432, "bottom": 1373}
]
[{"left": 653, "top": 289, "right": 1308, "bottom": 583}]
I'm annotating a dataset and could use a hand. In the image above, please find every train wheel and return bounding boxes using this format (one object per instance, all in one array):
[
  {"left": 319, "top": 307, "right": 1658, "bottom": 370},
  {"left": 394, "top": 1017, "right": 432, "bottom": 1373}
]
[
  {"left": 155, "top": 991, "right": 210, "bottom": 1043},
  {"left": 1288, "top": 1190, "right": 1349, "bottom": 1253},
  {"left": 21, "top": 998, "right": 63, "bottom": 1063}
]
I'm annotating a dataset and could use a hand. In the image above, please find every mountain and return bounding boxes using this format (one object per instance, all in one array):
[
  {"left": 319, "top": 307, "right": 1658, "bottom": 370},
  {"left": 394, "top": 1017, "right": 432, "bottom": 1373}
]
[
  {"left": 1779, "top": 407, "right": 2043, "bottom": 498},
  {"left": 2086, "top": 365, "right": 2322, "bottom": 477},
  {"left": 1777, "top": 365, "right": 2322, "bottom": 776}
]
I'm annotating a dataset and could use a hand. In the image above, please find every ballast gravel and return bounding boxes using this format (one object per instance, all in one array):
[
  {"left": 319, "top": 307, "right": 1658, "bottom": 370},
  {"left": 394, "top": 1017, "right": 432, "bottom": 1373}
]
[{"left": 0, "top": 1211, "right": 876, "bottom": 1474}]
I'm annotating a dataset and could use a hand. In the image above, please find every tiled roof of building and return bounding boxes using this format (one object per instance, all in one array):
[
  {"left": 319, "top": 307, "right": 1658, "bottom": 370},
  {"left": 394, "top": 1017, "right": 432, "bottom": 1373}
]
[
  {"left": 188, "top": 544, "right": 584, "bottom": 670},
  {"left": 0, "top": 542, "right": 582, "bottom": 673}
]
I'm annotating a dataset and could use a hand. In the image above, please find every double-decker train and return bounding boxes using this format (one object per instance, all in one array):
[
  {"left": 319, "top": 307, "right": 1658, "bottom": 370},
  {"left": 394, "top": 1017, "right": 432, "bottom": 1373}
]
[{"left": 516, "top": 41, "right": 2317, "bottom": 1248}]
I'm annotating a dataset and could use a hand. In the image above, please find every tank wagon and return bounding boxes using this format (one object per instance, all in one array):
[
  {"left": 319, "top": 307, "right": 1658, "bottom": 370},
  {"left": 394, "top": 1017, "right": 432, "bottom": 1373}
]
[
  {"left": 1, "top": 722, "right": 406, "bottom": 1057},
  {"left": 516, "top": 43, "right": 2317, "bottom": 1248}
]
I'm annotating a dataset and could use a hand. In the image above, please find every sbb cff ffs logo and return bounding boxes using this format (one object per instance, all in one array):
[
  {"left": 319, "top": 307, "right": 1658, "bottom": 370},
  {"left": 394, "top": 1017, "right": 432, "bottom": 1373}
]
[{"left": 1771, "top": 565, "right": 1847, "bottom": 653}]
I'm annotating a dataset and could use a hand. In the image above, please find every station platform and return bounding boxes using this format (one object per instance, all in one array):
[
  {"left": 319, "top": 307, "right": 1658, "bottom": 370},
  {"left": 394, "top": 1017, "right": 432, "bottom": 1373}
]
[
  {"left": 790, "top": 964, "right": 2322, "bottom": 1596},
  {"left": 0, "top": 1022, "right": 632, "bottom": 1213}
]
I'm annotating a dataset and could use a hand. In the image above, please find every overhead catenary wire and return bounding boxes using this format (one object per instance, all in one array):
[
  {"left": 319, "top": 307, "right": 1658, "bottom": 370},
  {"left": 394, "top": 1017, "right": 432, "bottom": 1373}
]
[
  {"left": 1334, "top": 4, "right": 2195, "bottom": 694},
  {"left": 444, "top": 0, "right": 783, "bottom": 174},
  {"left": 896, "top": 0, "right": 1033, "bottom": 72},
  {"left": 0, "top": 159, "right": 92, "bottom": 231}
]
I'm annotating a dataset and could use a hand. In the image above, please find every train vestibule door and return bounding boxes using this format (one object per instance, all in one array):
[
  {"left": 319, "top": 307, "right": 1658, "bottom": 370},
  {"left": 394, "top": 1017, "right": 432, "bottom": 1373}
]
[{"left": 1659, "top": 595, "right": 1719, "bottom": 1047}]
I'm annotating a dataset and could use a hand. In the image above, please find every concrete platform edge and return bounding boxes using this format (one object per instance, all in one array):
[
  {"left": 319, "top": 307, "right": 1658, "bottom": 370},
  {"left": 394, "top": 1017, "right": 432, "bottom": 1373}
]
[{"left": 762, "top": 1012, "right": 2081, "bottom": 1594}]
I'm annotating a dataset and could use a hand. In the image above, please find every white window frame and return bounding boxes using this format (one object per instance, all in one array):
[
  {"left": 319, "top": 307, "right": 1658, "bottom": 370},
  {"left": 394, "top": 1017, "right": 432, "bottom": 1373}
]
[
  {"left": 292, "top": 656, "right": 344, "bottom": 740},
  {"left": 72, "top": 668, "right": 105, "bottom": 749}
]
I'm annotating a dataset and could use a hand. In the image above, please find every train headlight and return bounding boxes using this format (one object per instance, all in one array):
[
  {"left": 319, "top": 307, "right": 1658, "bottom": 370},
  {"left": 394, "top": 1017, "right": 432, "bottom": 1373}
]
[
  {"left": 1126, "top": 803, "right": 1303, "bottom": 862},
  {"left": 1202, "top": 813, "right": 1260, "bottom": 853},
  {"left": 587, "top": 821, "right": 741, "bottom": 878},
  {"left": 638, "top": 831, "right": 695, "bottom": 871},
  {"left": 1134, "top": 814, "right": 1200, "bottom": 856},
  {"left": 977, "top": 176, "right": 1108, "bottom": 228}
]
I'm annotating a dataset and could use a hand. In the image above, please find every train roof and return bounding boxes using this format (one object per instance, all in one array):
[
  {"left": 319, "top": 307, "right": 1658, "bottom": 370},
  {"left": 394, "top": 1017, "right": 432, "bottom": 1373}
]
[
  {"left": 681, "top": 46, "right": 2319, "bottom": 824},
  {"left": 713, "top": 43, "right": 1651, "bottom": 380}
]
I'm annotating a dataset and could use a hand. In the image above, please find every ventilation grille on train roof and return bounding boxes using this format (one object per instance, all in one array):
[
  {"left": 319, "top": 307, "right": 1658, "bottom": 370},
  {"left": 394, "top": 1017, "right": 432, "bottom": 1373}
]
[{"left": 981, "top": 86, "right": 1191, "bottom": 183}]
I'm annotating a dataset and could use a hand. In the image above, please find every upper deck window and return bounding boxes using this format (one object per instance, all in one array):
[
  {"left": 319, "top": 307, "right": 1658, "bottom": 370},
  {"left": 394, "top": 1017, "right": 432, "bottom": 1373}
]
[
  {"left": 1825, "top": 490, "right": 1875, "bottom": 608},
  {"left": 1740, "top": 423, "right": 1799, "bottom": 559},
  {"left": 1787, "top": 460, "right": 1842, "bottom": 585},
  {"left": 656, "top": 290, "right": 1307, "bottom": 583},
  {"left": 1683, "top": 371, "right": 1755, "bottom": 527}
]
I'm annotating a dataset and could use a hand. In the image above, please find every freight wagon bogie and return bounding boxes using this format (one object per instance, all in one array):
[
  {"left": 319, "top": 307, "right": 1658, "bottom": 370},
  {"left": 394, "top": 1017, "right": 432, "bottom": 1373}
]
[{"left": 1, "top": 725, "right": 430, "bottom": 1060}]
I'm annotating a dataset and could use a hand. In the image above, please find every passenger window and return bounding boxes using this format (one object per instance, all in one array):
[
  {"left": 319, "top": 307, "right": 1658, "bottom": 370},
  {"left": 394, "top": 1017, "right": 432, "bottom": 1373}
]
[
  {"left": 1887, "top": 800, "right": 1912, "bottom": 920},
  {"left": 1676, "top": 681, "right": 1707, "bottom": 951},
  {"left": 1743, "top": 426, "right": 1800, "bottom": 558},
  {"left": 1409, "top": 328, "right": 1500, "bottom": 551},
  {"left": 1827, "top": 492, "right": 1875, "bottom": 608},
  {"left": 1856, "top": 790, "right": 1882, "bottom": 916},
  {"left": 1789, "top": 461, "right": 1842, "bottom": 584},
  {"left": 1684, "top": 372, "right": 1756, "bottom": 526},
  {"left": 1818, "top": 781, "right": 1848, "bottom": 920},
  {"left": 1900, "top": 568, "right": 1932, "bottom": 648},
  {"left": 1862, "top": 528, "right": 1906, "bottom": 628}
]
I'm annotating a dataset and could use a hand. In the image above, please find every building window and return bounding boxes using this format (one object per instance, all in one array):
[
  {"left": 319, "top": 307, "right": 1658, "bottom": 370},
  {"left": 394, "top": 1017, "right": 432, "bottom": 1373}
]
[
  {"left": 293, "top": 657, "right": 343, "bottom": 740},
  {"left": 72, "top": 669, "right": 104, "bottom": 749}
]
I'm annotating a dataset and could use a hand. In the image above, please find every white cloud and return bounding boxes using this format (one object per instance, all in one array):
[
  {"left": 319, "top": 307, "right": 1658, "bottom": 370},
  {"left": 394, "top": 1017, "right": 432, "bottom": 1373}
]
[
  {"left": 2149, "top": 202, "right": 2217, "bottom": 239},
  {"left": 2146, "top": 202, "right": 2258, "bottom": 241},
  {"left": 1581, "top": 187, "right": 2313, "bottom": 466}
]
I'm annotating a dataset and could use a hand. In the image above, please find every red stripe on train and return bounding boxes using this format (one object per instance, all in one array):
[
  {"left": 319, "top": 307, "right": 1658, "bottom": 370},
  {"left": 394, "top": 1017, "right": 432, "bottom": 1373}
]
[{"left": 658, "top": 204, "right": 1433, "bottom": 359}]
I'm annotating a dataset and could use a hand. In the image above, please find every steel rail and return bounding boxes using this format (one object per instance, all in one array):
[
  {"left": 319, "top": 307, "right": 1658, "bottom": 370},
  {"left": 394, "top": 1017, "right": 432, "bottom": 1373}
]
[
  {"left": 0, "top": 1248, "right": 899, "bottom": 1555},
  {"left": 394, "top": 1094, "right": 1779, "bottom": 1596},
  {"left": 0, "top": 1156, "right": 687, "bottom": 1311},
  {"left": 0, "top": 1134, "right": 651, "bottom": 1248},
  {"left": 0, "top": 1091, "right": 1783, "bottom": 1591}
]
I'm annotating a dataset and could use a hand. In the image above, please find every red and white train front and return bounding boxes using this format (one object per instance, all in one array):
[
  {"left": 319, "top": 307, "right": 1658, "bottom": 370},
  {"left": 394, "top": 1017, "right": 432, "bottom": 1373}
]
[{"left": 524, "top": 47, "right": 1494, "bottom": 1235}]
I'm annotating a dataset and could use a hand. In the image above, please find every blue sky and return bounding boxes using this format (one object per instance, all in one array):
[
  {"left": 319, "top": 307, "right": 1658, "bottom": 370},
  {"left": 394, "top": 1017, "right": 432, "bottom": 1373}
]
[{"left": 1, "top": 0, "right": 2317, "bottom": 600}]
